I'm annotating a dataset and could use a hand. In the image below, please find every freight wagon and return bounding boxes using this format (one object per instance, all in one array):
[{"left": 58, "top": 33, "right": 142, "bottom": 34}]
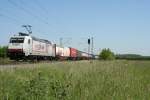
[
  {"left": 69, "top": 48, "right": 77, "bottom": 60},
  {"left": 55, "top": 46, "right": 70, "bottom": 60}
]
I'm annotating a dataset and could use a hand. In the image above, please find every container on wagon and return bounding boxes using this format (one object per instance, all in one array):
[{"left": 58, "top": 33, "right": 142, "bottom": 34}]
[
  {"left": 56, "top": 46, "right": 64, "bottom": 57},
  {"left": 63, "top": 47, "right": 70, "bottom": 57},
  {"left": 81, "top": 52, "right": 89, "bottom": 57},
  {"left": 70, "top": 48, "right": 77, "bottom": 57},
  {"left": 77, "top": 50, "right": 82, "bottom": 57}
]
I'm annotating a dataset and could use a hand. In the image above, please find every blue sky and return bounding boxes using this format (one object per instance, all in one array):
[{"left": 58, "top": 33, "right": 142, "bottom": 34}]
[{"left": 0, "top": 0, "right": 150, "bottom": 55}]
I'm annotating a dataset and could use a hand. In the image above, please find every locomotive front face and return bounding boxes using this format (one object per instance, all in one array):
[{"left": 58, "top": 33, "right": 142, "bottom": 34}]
[{"left": 8, "top": 36, "right": 32, "bottom": 60}]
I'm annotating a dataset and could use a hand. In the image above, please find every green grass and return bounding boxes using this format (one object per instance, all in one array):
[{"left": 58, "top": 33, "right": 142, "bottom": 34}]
[
  {"left": 0, "top": 58, "right": 12, "bottom": 65},
  {"left": 0, "top": 60, "right": 150, "bottom": 100}
]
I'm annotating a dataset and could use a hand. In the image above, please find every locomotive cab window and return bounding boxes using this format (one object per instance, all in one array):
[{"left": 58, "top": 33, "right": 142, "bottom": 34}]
[{"left": 10, "top": 38, "right": 24, "bottom": 43}]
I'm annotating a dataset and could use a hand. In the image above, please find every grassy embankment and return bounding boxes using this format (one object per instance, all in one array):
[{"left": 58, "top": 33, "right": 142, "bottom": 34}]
[
  {"left": 0, "top": 58, "right": 12, "bottom": 65},
  {"left": 0, "top": 60, "right": 150, "bottom": 100}
]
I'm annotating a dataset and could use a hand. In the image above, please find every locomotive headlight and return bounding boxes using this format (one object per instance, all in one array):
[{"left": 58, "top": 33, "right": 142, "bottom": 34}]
[{"left": 13, "top": 43, "right": 20, "bottom": 46}]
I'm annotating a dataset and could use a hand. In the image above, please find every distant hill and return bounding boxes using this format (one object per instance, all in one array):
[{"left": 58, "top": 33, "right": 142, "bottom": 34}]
[{"left": 116, "top": 54, "right": 150, "bottom": 60}]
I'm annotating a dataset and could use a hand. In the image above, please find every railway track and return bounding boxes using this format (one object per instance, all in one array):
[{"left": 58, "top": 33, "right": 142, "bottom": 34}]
[
  {"left": 0, "top": 59, "right": 93, "bottom": 69},
  {"left": 0, "top": 60, "right": 79, "bottom": 68},
  {"left": 0, "top": 60, "right": 57, "bottom": 66}
]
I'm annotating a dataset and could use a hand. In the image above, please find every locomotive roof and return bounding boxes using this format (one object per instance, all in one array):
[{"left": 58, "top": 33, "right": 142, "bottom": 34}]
[
  {"left": 32, "top": 36, "right": 51, "bottom": 44},
  {"left": 12, "top": 32, "right": 52, "bottom": 44},
  {"left": 18, "top": 32, "right": 29, "bottom": 36}
]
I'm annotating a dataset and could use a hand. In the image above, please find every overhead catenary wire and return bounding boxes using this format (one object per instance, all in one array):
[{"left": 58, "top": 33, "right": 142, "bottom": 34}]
[
  {"left": 59, "top": 37, "right": 72, "bottom": 47},
  {"left": 7, "top": 0, "right": 49, "bottom": 25},
  {"left": 0, "top": 3, "right": 59, "bottom": 42},
  {"left": 33, "top": 0, "right": 50, "bottom": 22},
  {"left": 33, "top": 0, "right": 48, "bottom": 16},
  {"left": 76, "top": 37, "right": 90, "bottom": 52},
  {"left": 0, "top": 13, "right": 23, "bottom": 25},
  {"left": 0, "top": 6, "right": 24, "bottom": 24},
  {"left": 0, "top": 9, "right": 44, "bottom": 34},
  {"left": 19, "top": 0, "right": 49, "bottom": 21},
  {"left": 0, "top": 0, "right": 63, "bottom": 40},
  {"left": 18, "top": 0, "right": 59, "bottom": 34},
  {"left": 7, "top": 0, "right": 61, "bottom": 34}
]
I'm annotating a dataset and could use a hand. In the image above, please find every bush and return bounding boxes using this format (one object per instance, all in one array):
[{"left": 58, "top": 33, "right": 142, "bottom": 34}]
[
  {"left": 99, "top": 48, "right": 115, "bottom": 60},
  {"left": 0, "top": 46, "right": 8, "bottom": 58}
]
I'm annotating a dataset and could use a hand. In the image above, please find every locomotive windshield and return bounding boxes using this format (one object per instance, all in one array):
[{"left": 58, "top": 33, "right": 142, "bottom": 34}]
[{"left": 10, "top": 38, "right": 24, "bottom": 43}]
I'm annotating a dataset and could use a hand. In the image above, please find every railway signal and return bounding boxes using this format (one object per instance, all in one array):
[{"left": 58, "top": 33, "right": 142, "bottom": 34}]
[{"left": 88, "top": 38, "right": 90, "bottom": 59}]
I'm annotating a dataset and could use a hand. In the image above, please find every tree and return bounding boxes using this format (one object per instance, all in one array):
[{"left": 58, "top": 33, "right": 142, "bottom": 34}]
[
  {"left": 0, "top": 46, "right": 8, "bottom": 58},
  {"left": 99, "top": 48, "right": 115, "bottom": 60}
]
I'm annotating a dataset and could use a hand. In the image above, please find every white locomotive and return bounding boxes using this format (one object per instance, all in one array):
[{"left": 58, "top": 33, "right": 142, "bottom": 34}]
[{"left": 8, "top": 33, "right": 56, "bottom": 60}]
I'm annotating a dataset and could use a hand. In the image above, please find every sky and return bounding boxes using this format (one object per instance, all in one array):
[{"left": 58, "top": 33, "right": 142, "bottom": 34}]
[{"left": 0, "top": 0, "right": 150, "bottom": 55}]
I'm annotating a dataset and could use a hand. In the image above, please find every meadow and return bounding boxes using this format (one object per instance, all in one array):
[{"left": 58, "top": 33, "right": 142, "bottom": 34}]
[{"left": 0, "top": 60, "right": 150, "bottom": 100}]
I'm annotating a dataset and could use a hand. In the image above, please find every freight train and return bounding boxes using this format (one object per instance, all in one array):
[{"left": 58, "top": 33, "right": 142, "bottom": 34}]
[{"left": 8, "top": 32, "right": 95, "bottom": 61}]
